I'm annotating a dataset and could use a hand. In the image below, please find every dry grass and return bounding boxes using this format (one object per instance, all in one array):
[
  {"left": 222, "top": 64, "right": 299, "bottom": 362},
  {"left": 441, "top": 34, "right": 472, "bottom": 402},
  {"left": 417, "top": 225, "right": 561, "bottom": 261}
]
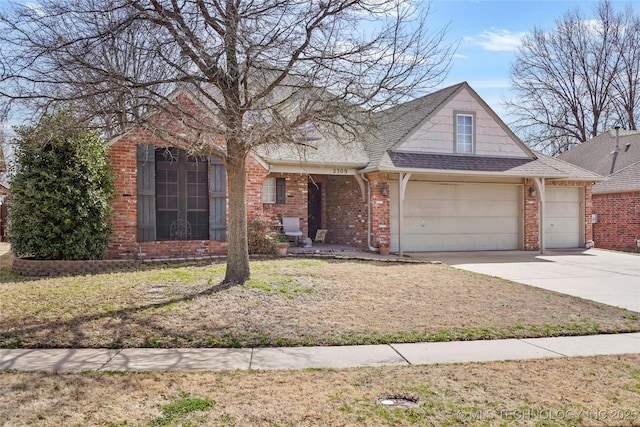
[
  {"left": 1, "top": 258, "right": 638, "bottom": 349},
  {"left": 1, "top": 355, "right": 639, "bottom": 426}
]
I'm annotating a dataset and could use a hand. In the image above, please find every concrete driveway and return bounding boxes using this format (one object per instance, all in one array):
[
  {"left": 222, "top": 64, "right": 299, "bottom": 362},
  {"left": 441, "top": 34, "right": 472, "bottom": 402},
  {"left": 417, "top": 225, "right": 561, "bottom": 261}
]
[{"left": 410, "top": 249, "right": 640, "bottom": 312}]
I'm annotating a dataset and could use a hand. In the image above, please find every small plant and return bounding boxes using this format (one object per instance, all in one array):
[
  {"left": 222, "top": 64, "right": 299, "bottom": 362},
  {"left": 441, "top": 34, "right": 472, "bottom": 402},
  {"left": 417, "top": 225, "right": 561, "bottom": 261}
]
[
  {"left": 248, "top": 215, "right": 278, "bottom": 255},
  {"left": 150, "top": 394, "right": 215, "bottom": 426}
]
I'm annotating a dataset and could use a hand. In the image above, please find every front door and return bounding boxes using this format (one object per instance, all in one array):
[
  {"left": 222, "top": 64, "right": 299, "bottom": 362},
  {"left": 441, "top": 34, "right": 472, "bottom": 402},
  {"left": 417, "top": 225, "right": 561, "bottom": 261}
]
[{"left": 308, "top": 182, "right": 322, "bottom": 239}]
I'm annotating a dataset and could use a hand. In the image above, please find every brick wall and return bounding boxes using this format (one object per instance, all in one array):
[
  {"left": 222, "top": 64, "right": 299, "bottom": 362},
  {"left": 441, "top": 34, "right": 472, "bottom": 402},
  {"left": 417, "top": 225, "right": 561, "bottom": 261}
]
[
  {"left": 109, "top": 128, "right": 145, "bottom": 259},
  {"left": 325, "top": 175, "right": 365, "bottom": 247},
  {"left": 524, "top": 179, "right": 540, "bottom": 250},
  {"left": 366, "top": 173, "right": 391, "bottom": 248},
  {"left": 592, "top": 191, "right": 640, "bottom": 251}
]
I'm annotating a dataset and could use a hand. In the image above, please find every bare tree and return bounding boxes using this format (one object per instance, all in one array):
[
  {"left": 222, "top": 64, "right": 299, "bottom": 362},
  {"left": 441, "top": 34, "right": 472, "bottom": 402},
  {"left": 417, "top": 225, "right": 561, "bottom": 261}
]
[
  {"left": 506, "top": 0, "right": 637, "bottom": 154},
  {"left": 611, "top": 4, "right": 640, "bottom": 130},
  {"left": 0, "top": 0, "right": 454, "bottom": 284}
]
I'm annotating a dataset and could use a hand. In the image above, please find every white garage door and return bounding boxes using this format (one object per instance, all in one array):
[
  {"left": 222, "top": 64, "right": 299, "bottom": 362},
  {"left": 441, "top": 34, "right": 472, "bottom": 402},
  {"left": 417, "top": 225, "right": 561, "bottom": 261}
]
[
  {"left": 545, "top": 187, "right": 581, "bottom": 248},
  {"left": 390, "top": 182, "right": 522, "bottom": 252}
]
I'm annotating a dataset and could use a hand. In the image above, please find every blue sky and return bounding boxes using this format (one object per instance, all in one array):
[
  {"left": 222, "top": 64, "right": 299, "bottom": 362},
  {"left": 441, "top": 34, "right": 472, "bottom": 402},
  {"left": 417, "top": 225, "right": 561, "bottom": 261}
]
[
  {"left": 429, "top": 0, "right": 639, "bottom": 121},
  {"left": 1, "top": 0, "right": 638, "bottom": 127}
]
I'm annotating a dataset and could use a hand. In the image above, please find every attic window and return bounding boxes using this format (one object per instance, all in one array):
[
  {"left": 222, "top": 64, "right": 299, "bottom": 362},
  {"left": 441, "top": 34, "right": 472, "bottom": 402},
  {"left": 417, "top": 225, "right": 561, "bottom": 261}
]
[{"left": 455, "top": 112, "right": 475, "bottom": 154}]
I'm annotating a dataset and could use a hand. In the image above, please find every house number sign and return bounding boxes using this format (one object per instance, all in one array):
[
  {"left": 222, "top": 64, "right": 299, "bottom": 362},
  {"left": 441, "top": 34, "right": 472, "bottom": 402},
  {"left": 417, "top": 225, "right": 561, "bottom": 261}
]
[{"left": 331, "top": 168, "right": 350, "bottom": 174}]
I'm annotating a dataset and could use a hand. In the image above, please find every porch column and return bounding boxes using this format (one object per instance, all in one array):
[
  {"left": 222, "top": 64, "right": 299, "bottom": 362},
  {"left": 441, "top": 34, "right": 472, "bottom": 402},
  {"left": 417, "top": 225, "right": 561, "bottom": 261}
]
[
  {"left": 398, "top": 173, "right": 411, "bottom": 257},
  {"left": 533, "top": 177, "right": 546, "bottom": 254}
]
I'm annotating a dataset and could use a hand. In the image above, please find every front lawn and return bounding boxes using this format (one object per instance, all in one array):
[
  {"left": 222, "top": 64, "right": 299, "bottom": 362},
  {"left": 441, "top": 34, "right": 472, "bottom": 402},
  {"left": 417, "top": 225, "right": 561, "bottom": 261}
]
[
  {"left": 1, "top": 258, "right": 638, "bottom": 348},
  {"left": 1, "top": 355, "right": 639, "bottom": 426}
]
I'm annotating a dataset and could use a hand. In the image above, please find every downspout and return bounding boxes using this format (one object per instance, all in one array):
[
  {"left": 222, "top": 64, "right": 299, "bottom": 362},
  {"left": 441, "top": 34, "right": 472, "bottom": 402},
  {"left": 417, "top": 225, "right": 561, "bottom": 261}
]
[{"left": 360, "top": 173, "right": 379, "bottom": 252}]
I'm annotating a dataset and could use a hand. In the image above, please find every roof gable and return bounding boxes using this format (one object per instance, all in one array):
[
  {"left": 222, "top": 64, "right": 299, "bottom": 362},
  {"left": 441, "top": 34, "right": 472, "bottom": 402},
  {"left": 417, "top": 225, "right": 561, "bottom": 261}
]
[{"left": 370, "top": 82, "right": 533, "bottom": 164}]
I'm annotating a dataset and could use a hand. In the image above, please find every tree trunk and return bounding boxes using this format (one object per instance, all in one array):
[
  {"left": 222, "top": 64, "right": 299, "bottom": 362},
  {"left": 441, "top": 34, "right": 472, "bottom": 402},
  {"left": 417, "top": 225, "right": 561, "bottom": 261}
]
[{"left": 223, "top": 155, "right": 250, "bottom": 285}]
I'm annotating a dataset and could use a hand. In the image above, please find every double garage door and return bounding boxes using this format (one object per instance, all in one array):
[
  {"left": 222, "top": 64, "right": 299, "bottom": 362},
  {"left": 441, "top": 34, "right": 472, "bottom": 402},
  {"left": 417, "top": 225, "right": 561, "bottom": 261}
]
[{"left": 390, "top": 182, "right": 581, "bottom": 252}]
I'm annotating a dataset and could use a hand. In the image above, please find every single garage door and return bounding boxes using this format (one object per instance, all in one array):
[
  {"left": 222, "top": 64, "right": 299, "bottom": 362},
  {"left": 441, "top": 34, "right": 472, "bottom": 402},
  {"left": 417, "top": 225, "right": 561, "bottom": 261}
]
[
  {"left": 390, "top": 182, "right": 522, "bottom": 251},
  {"left": 545, "top": 187, "right": 581, "bottom": 248}
]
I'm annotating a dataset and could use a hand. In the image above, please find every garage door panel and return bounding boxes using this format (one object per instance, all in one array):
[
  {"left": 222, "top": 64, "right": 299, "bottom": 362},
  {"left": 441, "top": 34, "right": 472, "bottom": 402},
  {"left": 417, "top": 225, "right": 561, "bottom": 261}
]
[
  {"left": 403, "top": 233, "right": 518, "bottom": 252},
  {"left": 391, "top": 182, "right": 522, "bottom": 252},
  {"left": 405, "top": 200, "right": 518, "bottom": 217},
  {"left": 546, "top": 202, "right": 579, "bottom": 217},
  {"left": 405, "top": 216, "right": 519, "bottom": 235},
  {"left": 545, "top": 187, "right": 581, "bottom": 248}
]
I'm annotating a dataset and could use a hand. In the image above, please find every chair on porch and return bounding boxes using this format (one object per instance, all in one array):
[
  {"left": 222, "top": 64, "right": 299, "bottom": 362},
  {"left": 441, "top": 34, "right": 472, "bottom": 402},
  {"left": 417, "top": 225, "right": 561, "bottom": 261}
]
[
  {"left": 314, "top": 229, "right": 328, "bottom": 243},
  {"left": 282, "top": 217, "right": 304, "bottom": 246}
]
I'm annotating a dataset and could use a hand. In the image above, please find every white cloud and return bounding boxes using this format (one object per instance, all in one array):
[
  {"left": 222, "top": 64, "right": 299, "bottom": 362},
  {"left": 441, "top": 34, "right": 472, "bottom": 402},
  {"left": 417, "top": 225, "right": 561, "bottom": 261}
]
[
  {"left": 25, "top": 2, "right": 46, "bottom": 17},
  {"left": 463, "top": 29, "right": 526, "bottom": 52}
]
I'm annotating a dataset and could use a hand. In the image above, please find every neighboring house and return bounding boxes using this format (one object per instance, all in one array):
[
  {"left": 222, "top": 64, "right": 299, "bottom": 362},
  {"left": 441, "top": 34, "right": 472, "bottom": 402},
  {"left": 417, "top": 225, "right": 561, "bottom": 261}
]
[
  {"left": 559, "top": 130, "right": 640, "bottom": 251},
  {"left": 107, "top": 82, "right": 602, "bottom": 259}
]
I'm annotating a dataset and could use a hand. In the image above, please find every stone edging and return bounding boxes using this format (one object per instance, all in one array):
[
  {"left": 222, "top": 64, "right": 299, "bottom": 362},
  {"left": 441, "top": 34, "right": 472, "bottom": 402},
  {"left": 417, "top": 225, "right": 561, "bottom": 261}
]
[{"left": 10, "top": 253, "right": 435, "bottom": 277}]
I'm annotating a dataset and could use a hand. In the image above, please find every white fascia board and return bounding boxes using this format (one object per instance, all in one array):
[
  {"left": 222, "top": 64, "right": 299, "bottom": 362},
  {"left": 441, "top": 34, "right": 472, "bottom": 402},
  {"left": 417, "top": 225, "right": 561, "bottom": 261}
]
[
  {"left": 371, "top": 167, "right": 570, "bottom": 179},
  {"left": 268, "top": 163, "right": 366, "bottom": 175}
]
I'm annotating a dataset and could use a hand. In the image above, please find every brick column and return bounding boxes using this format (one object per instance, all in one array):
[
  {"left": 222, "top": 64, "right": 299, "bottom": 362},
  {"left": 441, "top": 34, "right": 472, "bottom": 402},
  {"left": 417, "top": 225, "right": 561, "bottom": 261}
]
[{"left": 524, "top": 178, "right": 540, "bottom": 251}]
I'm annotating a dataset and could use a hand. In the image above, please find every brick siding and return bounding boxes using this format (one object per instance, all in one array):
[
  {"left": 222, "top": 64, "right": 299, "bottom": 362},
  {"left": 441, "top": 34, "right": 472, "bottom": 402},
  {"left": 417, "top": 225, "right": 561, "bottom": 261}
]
[
  {"left": 592, "top": 191, "right": 640, "bottom": 251},
  {"left": 325, "top": 175, "right": 369, "bottom": 248},
  {"left": 365, "top": 173, "right": 391, "bottom": 248}
]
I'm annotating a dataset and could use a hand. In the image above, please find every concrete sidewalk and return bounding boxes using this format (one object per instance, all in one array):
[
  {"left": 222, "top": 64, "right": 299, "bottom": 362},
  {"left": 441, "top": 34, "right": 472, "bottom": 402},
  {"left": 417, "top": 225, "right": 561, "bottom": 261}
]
[{"left": 1, "top": 333, "right": 638, "bottom": 372}]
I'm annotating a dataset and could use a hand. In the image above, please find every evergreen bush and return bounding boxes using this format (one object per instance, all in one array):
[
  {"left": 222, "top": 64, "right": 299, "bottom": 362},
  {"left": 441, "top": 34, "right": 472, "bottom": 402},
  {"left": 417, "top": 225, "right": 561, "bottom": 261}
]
[{"left": 8, "top": 109, "right": 115, "bottom": 260}]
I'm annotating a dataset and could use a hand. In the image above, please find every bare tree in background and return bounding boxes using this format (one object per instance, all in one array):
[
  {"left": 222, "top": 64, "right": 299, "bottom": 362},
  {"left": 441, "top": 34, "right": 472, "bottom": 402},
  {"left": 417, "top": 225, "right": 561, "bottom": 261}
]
[
  {"left": 507, "top": 0, "right": 639, "bottom": 155},
  {"left": 611, "top": 3, "right": 640, "bottom": 131},
  {"left": 0, "top": 0, "right": 454, "bottom": 284}
]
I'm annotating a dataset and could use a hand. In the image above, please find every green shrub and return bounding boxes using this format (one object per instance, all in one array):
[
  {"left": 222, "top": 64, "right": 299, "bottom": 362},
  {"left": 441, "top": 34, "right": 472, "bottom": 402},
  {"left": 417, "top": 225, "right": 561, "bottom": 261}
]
[{"left": 8, "top": 109, "right": 115, "bottom": 260}]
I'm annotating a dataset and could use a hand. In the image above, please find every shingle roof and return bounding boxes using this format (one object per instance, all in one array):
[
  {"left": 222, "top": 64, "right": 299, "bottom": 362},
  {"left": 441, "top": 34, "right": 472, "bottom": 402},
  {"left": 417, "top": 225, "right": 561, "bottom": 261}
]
[
  {"left": 558, "top": 130, "right": 640, "bottom": 176},
  {"left": 593, "top": 161, "right": 640, "bottom": 193},
  {"left": 255, "top": 135, "right": 369, "bottom": 167},
  {"left": 377, "top": 150, "right": 603, "bottom": 179},
  {"left": 557, "top": 130, "right": 640, "bottom": 193},
  {"left": 533, "top": 152, "right": 604, "bottom": 180},
  {"left": 388, "top": 151, "right": 534, "bottom": 172}
]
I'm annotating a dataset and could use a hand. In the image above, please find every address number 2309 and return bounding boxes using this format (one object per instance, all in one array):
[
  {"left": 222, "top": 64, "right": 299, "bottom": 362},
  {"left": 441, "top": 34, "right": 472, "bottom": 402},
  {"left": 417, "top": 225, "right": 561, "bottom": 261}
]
[{"left": 332, "top": 168, "right": 348, "bottom": 174}]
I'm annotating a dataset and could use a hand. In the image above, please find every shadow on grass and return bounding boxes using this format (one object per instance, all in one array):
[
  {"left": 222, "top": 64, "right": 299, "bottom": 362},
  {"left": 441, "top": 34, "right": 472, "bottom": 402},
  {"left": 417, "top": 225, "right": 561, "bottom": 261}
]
[{"left": 0, "top": 276, "right": 239, "bottom": 349}]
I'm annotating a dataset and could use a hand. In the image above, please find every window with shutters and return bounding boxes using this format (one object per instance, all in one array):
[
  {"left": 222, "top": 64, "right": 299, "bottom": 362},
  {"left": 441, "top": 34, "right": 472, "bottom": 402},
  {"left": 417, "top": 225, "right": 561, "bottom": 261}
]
[
  {"left": 137, "top": 145, "right": 227, "bottom": 242},
  {"left": 262, "top": 177, "right": 287, "bottom": 204}
]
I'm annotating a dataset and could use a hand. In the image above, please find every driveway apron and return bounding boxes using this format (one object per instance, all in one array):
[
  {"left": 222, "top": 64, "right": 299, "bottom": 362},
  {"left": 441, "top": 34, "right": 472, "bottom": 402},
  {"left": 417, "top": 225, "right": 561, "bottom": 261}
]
[{"left": 411, "top": 249, "right": 640, "bottom": 312}]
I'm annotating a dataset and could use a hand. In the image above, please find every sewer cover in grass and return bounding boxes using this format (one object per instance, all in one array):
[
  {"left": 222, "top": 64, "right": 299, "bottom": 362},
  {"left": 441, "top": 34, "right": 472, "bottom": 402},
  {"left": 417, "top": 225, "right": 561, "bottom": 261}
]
[{"left": 378, "top": 396, "right": 419, "bottom": 408}]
